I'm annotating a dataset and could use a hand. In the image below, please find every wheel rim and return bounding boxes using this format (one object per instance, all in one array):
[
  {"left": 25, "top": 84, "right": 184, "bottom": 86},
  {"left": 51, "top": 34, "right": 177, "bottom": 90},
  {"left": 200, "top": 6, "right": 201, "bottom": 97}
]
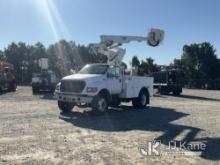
[
  {"left": 98, "top": 98, "right": 106, "bottom": 112},
  {"left": 140, "top": 93, "right": 147, "bottom": 105}
]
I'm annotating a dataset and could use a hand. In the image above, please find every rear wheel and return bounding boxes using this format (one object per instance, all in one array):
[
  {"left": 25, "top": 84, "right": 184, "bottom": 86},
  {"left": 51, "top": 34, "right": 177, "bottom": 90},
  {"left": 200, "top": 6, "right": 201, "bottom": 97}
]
[
  {"left": 32, "top": 86, "right": 39, "bottom": 94},
  {"left": 92, "top": 95, "right": 108, "bottom": 115},
  {"left": 132, "top": 90, "right": 149, "bottom": 108},
  {"left": 159, "top": 86, "right": 168, "bottom": 95},
  {"left": 0, "top": 85, "right": 3, "bottom": 93},
  {"left": 173, "top": 90, "right": 180, "bottom": 96},
  {"left": 10, "top": 82, "right": 16, "bottom": 92},
  {"left": 58, "top": 101, "right": 74, "bottom": 113}
]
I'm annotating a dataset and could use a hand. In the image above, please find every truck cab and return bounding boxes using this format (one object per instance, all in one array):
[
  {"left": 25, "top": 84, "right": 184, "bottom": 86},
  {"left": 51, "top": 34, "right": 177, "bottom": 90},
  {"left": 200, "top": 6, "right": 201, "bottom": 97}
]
[
  {"left": 31, "top": 70, "right": 57, "bottom": 94},
  {"left": 55, "top": 64, "right": 153, "bottom": 114}
]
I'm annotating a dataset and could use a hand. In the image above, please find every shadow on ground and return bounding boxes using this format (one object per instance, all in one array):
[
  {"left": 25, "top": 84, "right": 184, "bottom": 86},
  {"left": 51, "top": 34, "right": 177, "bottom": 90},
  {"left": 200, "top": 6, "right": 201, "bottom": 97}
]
[
  {"left": 155, "top": 93, "right": 220, "bottom": 102},
  {"left": 178, "top": 94, "right": 220, "bottom": 102},
  {"left": 59, "top": 106, "right": 220, "bottom": 161},
  {"left": 0, "top": 90, "right": 14, "bottom": 95}
]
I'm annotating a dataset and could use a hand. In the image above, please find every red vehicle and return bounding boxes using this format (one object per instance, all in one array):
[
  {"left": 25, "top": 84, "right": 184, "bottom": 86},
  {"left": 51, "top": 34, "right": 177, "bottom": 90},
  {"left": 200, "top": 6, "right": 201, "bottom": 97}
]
[{"left": 0, "top": 62, "right": 16, "bottom": 93}]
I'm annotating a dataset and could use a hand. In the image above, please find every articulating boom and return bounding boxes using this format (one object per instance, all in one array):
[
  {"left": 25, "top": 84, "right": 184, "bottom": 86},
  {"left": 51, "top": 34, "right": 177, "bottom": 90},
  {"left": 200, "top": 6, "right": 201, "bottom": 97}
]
[{"left": 89, "top": 28, "right": 164, "bottom": 65}]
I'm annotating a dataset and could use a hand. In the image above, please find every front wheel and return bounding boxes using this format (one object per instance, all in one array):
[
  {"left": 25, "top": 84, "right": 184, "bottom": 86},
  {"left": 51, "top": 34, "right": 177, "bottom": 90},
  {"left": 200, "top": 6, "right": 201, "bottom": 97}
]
[
  {"left": 173, "top": 90, "right": 180, "bottom": 96},
  {"left": 132, "top": 90, "right": 149, "bottom": 108},
  {"left": 58, "top": 101, "right": 74, "bottom": 113},
  {"left": 91, "top": 95, "right": 108, "bottom": 115}
]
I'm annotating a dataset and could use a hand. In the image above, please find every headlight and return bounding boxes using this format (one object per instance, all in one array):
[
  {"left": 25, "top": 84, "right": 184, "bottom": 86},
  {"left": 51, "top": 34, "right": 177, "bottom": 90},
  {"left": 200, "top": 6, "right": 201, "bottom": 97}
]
[
  {"left": 55, "top": 82, "right": 61, "bottom": 91},
  {"left": 86, "top": 87, "right": 98, "bottom": 93}
]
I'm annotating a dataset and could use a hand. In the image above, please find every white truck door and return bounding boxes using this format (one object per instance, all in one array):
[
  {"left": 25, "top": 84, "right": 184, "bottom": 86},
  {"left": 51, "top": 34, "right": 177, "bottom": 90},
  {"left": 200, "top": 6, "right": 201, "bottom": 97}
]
[{"left": 106, "top": 66, "right": 122, "bottom": 94}]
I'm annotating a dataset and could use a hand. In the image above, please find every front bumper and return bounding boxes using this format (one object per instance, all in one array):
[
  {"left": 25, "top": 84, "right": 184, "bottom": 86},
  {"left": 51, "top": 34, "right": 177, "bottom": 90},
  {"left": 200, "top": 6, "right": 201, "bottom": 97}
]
[{"left": 55, "top": 92, "right": 93, "bottom": 104}]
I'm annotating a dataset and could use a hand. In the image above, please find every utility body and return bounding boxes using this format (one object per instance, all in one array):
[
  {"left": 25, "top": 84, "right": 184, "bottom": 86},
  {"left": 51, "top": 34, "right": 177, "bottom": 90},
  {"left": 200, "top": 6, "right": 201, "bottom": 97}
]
[{"left": 55, "top": 28, "right": 165, "bottom": 114}]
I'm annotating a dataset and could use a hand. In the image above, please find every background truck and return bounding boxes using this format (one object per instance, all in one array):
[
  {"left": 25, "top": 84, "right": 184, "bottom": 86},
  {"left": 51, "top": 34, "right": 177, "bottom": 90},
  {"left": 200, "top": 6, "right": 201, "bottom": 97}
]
[
  {"left": 31, "top": 58, "right": 57, "bottom": 94},
  {"left": 0, "top": 62, "right": 16, "bottom": 93},
  {"left": 55, "top": 28, "right": 164, "bottom": 114},
  {"left": 152, "top": 69, "right": 184, "bottom": 95}
]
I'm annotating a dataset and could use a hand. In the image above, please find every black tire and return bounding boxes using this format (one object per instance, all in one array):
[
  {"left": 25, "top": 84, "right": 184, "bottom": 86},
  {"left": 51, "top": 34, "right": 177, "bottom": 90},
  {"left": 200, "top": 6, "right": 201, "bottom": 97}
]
[
  {"left": 173, "top": 90, "right": 180, "bottom": 96},
  {"left": 132, "top": 99, "right": 138, "bottom": 107},
  {"left": 50, "top": 87, "right": 55, "bottom": 93},
  {"left": 132, "top": 90, "right": 149, "bottom": 108},
  {"left": 91, "top": 95, "right": 108, "bottom": 115},
  {"left": 0, "top": 85, "right": 2, "bottom": 94},
  {"left": 10, "top": 82, "right": 16, "bottom": 92},
  {"left": 32, "top": 86, "right": 39, "bottom": 94},
  {"left": 159, "top": 87, "right": 168, "bottom": 95},
  {"left": 58, "top": 101, "right": 74, "bottom": 113}
]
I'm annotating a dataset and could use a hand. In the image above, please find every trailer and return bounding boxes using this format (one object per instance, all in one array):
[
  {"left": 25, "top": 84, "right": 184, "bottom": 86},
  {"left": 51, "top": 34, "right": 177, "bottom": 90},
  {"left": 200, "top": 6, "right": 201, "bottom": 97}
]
[{"left": 152, "top": 70, "right": 184, "bottom": 95}]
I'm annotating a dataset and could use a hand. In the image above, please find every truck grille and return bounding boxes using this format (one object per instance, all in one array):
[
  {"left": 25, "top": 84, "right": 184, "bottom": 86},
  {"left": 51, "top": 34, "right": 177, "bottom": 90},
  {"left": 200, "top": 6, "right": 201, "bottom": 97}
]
[{"left": 60, "top": 80, "right": 86, "bottom": 93}]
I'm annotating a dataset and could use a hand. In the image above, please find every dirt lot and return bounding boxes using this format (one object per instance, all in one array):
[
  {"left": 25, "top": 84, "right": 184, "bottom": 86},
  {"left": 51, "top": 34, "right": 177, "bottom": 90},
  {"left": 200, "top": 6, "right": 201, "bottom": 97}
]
[{"left": 0, "top": 86, "right": 220, "bottom": 165}]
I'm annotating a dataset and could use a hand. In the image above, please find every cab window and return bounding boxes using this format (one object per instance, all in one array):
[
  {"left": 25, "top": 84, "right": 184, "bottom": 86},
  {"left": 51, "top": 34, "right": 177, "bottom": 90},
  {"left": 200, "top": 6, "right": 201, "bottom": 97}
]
[
  {"left": 115, "top": 67, "right": 120, "bottom": 77},
  {"left": 107, "top": 66, "right": 120, "bottom": 78}
]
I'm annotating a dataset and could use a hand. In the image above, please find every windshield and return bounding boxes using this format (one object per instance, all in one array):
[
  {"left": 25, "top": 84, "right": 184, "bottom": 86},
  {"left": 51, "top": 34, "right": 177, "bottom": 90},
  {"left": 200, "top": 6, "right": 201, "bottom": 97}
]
[{"left": 78, "top": 64, "right": 109, "bottom": 74}]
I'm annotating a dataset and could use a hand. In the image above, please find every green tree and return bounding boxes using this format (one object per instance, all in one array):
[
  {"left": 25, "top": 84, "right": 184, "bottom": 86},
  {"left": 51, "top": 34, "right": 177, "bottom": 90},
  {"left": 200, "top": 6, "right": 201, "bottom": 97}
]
[
  {"left": 131, "top": 56, "right": 140, "bottom": 67},
  {"left": 182, "top": 42, "right": 220, "bottom": 88},
  {"left": 121, "top": 62, "right": 127, "bottom": 69},
  {"left": 172, "top": 58, "right": 183, "bottom": 69},
  {"left": 145, "top": 57, "right": 159, "bottom": 74},
  {"left": 139, "top": 60, "right": 148, "bottom": 75},
  {"left": 46, "top": 40, "right": 106, "bottom": 78},
  {"left": 28, "top": 42, "right": 48, "bottom": 81},
  {"left": 4, "top": 42, "right": 30, "bottom": 84},
  {"left": 138, "top": 57, "right": 159, "bottom": 75},
  {"left": 0, "top": 50, "right": 5, "bottom": 61},
  {"left": 47, "top": 42, "right": 68, "bottom": 78}
]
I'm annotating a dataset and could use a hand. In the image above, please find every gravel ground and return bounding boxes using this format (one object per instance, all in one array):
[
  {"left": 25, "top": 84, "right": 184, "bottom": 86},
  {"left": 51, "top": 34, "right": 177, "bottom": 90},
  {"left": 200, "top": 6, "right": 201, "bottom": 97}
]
[{"left": 0, "top": 86, "right": 219, "bottom": 165}]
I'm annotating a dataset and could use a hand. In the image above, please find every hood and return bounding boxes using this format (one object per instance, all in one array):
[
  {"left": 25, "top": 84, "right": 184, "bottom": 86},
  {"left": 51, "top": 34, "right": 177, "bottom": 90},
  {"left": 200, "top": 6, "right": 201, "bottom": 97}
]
[{"left": 62, "top": 74, "right": 105, "bottom": 81}]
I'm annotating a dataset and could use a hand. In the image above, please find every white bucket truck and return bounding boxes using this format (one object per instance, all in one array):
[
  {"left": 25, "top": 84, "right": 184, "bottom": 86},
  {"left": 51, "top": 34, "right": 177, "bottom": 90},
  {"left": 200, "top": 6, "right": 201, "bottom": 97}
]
[{"left": 55, "top": 28, "right": 164, "bottom": 114}]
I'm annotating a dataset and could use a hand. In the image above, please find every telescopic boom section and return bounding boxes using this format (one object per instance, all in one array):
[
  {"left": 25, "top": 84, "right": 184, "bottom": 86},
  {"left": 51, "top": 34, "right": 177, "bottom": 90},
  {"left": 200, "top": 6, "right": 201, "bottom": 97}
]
[{"left": 89, "top": 28, "right": 164, "bottom": 65}]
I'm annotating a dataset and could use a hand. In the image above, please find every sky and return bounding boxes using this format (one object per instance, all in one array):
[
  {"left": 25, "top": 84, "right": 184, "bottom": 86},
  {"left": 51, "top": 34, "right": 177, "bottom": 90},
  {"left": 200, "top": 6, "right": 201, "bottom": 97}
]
[{"left": 0, "top": 0, "right": 219, "bottom": 65}]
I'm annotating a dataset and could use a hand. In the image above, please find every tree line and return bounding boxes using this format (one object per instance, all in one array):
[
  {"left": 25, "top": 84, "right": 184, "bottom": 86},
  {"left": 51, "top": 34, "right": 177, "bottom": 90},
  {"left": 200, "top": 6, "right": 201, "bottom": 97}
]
[
  {"left": 1, "top": 40, "right": 220, "bottom": 89},
  {"left": 0, "top": 40, "right": 106, "bottom": 84},
  {"left": 132, "top": 42, "right": 220, "bottom": 89}
]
